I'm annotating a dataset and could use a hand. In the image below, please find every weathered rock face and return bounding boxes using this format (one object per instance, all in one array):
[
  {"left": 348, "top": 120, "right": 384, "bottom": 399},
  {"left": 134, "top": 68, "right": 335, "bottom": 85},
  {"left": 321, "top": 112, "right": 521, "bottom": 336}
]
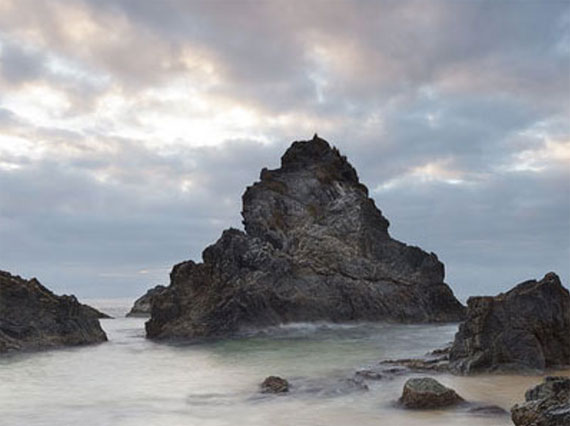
[
  {"left": 511, "top": 376, "right": 570, "bottom": 426},
  {"left": 450, "top": 273, "right": 570, "bottom": 374},
  {"left": 126, "top": 285, "right": 166, "bottom": 317},
  {"left": 146, "top": 136, "right": 465, "bottom": 340},
  {"left": 0, "top": 270, "right": 108, "bottom": 353},
  {"left": 82, "top": 304, "right": 113, "bottom": 319},
  {"left": 399, "top": 377, "right": 464, "bottom": 409}
]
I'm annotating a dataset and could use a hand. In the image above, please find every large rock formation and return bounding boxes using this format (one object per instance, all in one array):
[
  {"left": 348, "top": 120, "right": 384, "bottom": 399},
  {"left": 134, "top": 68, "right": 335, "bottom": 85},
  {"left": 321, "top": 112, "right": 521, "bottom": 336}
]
[
  {"left": 0, "top": 270, "right": 108, "bottom": 352},
  {"left": 511, "top": 376, "right": 570, "bottom": 426},
  {"left": 146, "top": 136, "right": 465, "bottom": 340},
  {"left": 126, "top": 285, "right": 166, "bottom": 317},
  {"left": 449, "top": 272, "right": 570, "bottom": 374}
]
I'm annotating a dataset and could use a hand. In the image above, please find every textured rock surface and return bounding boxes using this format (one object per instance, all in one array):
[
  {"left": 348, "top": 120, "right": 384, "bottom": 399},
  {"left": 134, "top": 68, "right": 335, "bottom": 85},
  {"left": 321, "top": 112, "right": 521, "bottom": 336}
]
[
  {"left": 146, "top": 136, "right": 465, "bottom": 340},
  {"left": 449, "top": 273, "right": 570, "bottom": 374},
  {"left": 399, "top": 377, "right": 464, "bottom": 409},
  {"left": 82, "top": 304, "right": 113, "bottom": 319},
  {"left": 126, "top": 285, "right": 166, "bottom": 317},
  {"left": 511, "top": 376, "right": 570, "bottom": 426},
  {"left": 0, "top": 270, "right": 108, "bottom": 352},
  {"left": 260, "top": 376, "right": 289, "bottom": 394}
]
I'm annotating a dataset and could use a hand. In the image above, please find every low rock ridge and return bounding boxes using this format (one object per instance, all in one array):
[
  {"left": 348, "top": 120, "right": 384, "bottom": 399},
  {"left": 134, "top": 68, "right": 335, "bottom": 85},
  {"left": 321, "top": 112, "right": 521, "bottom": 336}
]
[
  {"left": 146, "top": 135, "right": 465, "bottom": 340},
  {"left": 126, "top": 285, "right": 166, "bottom": 317},
  {"left": 0, "top": 270, "right": 108, "bottom": 353}
]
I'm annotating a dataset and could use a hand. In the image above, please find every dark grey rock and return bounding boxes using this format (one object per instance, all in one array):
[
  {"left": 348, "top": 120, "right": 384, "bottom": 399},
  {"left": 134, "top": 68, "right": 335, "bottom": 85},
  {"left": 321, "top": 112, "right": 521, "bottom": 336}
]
[
  {"left": 467, "top": 404, "right": 509, "bottom": 416},
  {"left": 380, "top": 346, "right": 451, "bottom": 373},
  {"left": 511, "top": 376, "right": 570, "bottom": 426},
  {"left": 81, "top": 304, "right": 113, "bottom": 319},
  {"left": 260, "top": 376, "right": 289, "bottom": 393},
  {"left": 0, "top": 270, "right": 108, "bottom": 353},
  {"left": 126, "top": 285, "right": 166, "bottom": 317},
  {"left": 449, "top": 272, "right": 570, "bottom": 374},
  {"left": 399, "top": 377, "right": 464, "bottom": 409},
  {"left": 146, "top": 136, "right": 465, "bottom": 340}
]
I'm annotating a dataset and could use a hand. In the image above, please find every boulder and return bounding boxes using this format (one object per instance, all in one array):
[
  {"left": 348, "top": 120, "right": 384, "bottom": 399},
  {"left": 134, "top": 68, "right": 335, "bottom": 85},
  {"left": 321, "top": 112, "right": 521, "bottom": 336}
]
[
  {"left": 399, "top": 377, "right": 464, "bottom": 409},
  {"left": 146, "top": 136, "right": 465, "bottom": 340},
  {"left": 511, "top": 376, "right": 570, "bottom": 426},
  {"left": 260, "top": 376, "right": 289, "bottom": 393},
  {"left": 126, "top": 285, "right": 166, "bottom": 317},
  {"left": 449, "top": 273, "right": 570, "bottom": 374},
  {"left": 0, "top": 270, "right": 108, "bottom": 353}
]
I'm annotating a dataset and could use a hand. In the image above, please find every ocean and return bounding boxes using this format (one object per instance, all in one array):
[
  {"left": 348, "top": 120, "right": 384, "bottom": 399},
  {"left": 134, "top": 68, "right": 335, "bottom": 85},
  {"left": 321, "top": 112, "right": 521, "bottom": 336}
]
[{"left": 0, "top": 299, "right": 565, "bottom": 426}]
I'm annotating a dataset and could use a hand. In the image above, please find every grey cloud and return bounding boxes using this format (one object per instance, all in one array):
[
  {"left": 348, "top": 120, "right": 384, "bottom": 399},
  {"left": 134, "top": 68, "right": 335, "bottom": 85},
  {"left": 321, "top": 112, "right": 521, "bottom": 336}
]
[
  {"left": 374, "top": 166, "right": 570, "bottom": 301},
  {"left": 0, "top": 133, "right": 288, "bottom": 297},
  {"left": 0, "top": 40, "right": 45, "bottom": 84},
  {"left": 0, "top": 0, "right": 568, "bottom": 300},
  {"left": 1, "top": 1, "right": 568, "bottom": 118}
]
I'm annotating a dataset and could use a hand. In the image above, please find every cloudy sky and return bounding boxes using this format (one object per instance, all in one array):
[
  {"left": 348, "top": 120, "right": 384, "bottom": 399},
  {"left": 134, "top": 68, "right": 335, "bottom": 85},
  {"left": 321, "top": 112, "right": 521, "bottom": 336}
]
[{"left": 0, "top": 0, "right": 568, "bottom": 301}]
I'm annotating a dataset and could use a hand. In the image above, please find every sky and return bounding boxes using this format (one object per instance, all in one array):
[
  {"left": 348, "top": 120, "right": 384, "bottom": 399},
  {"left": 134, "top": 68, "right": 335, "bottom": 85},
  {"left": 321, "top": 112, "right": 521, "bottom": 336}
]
[{"left": 0, "top": 0, "right": 568, "bottom": 301}]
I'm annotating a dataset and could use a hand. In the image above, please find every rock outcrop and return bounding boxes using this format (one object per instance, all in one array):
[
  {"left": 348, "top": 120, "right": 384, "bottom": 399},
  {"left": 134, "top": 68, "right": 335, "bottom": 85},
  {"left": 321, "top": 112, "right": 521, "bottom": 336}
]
[
  {"left": 399, "top": 377, "right": 464, "bottom": 409},
  {"left": 449, "top": 272, "right": 570, "bottom": 374},
  {"left": 126, "top": 285, "right": 166, "bottom": 317},
  {"left": 511, "top": 376, "right": 570, "bottom": 426},
  {"left": 146, "top": 136, "right": 465, "bottom": 340},
  {"left": 0, "top": 270, "right": 108, "bottom": 352}
]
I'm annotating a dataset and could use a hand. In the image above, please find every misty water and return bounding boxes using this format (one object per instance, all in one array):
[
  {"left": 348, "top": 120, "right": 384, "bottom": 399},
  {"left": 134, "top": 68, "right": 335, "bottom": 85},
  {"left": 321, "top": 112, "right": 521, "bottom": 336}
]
[{"left": 1, "top": 300, "right": 566, "bottom": 426}]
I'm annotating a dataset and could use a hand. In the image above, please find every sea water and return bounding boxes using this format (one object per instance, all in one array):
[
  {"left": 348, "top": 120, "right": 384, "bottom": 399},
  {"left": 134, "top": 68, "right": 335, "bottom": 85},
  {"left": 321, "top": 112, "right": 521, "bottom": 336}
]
[{"left": 0, "top": 300, "right": 566, "bottom": 426}]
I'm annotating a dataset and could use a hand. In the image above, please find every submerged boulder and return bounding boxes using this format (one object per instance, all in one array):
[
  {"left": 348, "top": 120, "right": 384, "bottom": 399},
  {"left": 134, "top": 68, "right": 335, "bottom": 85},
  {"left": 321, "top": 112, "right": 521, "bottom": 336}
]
[
  {"left": 511, "top": 376, "right": 570, "bottom": 426},
  {"left": 126, "top": 285, "right": 166, "bottom": 317},
  {"left": 146, "top": 136, "right": 465, "bottom": 340},
  {"left": 0, "top": 270, "right": 108, "bottom": 352},
  {"left": 449, "top": 273, "right": 570, "bottom": 374},
  {"left": 260, "top": 376, "right": 289, "bottom": 394},
  {"left": 399, "top": 377, "right": 464, "bottom": 409}
]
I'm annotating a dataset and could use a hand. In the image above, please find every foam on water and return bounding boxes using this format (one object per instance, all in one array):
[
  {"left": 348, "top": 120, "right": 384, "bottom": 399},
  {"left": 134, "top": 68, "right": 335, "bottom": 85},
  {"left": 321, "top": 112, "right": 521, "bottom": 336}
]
[{"left": 0, "top": 300, "right": 566, "bottom": 426}]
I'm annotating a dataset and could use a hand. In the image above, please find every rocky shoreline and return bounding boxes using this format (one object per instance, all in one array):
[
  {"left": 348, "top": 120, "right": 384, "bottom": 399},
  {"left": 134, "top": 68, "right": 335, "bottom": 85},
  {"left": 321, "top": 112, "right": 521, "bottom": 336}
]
[
  {"left": 253, "top": 271, "right": 569, "bottom": 425},
  {"left": 3, "top": 136, "right": 568, "bottom": 425},
  {"left": 370, "top": 272, "right": 570, "bottom": 376}
]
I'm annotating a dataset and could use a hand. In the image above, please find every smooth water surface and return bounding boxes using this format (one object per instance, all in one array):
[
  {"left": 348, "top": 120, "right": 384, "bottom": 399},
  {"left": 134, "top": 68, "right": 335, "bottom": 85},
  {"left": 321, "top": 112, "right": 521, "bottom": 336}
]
[{"left": 0, "top": 300, "right": 565, "bottom": 426}]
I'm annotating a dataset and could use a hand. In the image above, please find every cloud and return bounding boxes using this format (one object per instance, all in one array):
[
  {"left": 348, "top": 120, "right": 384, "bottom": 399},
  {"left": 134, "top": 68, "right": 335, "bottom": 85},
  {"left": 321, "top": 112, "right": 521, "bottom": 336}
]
[{"left": 0, "top": 0, "right": 568, "bottom": 299}]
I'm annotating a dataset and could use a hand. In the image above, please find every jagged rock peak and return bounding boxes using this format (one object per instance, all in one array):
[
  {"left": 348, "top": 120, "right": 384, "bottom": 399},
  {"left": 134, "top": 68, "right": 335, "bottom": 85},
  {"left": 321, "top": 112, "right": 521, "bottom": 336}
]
[
  {"left": 242, "top": 136, "right": 389, "bottom": 253},
  {"left": 276, "top": 135, "right": 360, "bottom": 183},
  {"left": 146, "top": 136, "right": 465, "bottom": 340}
]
